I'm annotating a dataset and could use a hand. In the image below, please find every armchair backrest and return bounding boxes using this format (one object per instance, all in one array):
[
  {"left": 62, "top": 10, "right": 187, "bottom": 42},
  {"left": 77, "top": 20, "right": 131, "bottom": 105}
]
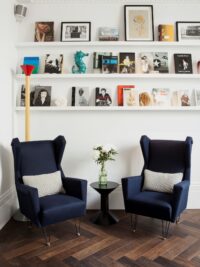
[
  {"left": 140, "top": 135, "right": 193, "bottom": 181},
  {"left": 11, "top": 136, "right": 66, "bottom": 184}
]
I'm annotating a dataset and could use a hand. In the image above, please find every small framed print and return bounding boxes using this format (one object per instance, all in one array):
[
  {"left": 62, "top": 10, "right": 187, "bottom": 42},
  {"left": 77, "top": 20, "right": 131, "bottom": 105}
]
[
  {"left": 61, "top": 22, "right": 91, "bottom": 42},
  {"left": 124, "top": 5, "right": 154, "bottom": 41},
  {"left": 176, "top": 21, "right": 200, "bottom": 42}
]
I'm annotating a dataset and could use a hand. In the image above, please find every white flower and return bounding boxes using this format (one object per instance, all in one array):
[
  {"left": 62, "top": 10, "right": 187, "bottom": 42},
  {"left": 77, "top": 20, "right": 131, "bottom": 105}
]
[
  {"left": 102, "top": 144, "right": 113, "bottom": 153},
  {"left": 93, "top": 150, "right": 100, "bottom": 160},
  {"left": 93, "top": 144, "right": 102, "bottom": 150}
]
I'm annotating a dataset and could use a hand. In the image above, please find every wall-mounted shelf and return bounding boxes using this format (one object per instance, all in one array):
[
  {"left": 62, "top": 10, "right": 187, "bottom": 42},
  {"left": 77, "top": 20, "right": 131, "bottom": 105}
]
[
  {"left": 16, "top": 41, "right": 200, "bottom": 48},
  {"left": 15, "top": 73, "right": 200, "bottom": 80},
  {"left": 15, "top": 106, "right": 200, "bottom": 111}
]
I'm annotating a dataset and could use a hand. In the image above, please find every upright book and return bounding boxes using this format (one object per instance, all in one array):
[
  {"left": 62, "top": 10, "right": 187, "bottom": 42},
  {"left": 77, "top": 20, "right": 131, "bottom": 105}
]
[
  {"left": 123, "top": 88, "right": 139, "bottom": 106},
  {"left": 44, "top": 54, "right": 63, "bottom": 74},
  {"left": 71, "top": 87, "right": 90, "bottom": 106},
  {"left": 158, "top": 24, "right": 174, "bottom": 42},
  {"left": 119, "top": 53, "right": 135, "bottom": 74},
  {"left": 174, "top": 54, "right": 193, "bottom": 74},
  {"left": 102, "top": 56, "right": 118, "bottom": 74},
  {"left": 35, "top": 22, "right": 54, "bottom": 42},
  {"left": 33, "top": 86, "right": 52, "bottom": 106},
  {"left": 152, "top": 88, "right": 170, "bottom": 106},
  {"left": 117, "top": 85, "right": 135, "bottom": 106},
  {"left": 95, "top": 87, "right": 112, "bottom": 106},
  {"left": 23, "top": 57, "right": 40, "bottom": 74}
]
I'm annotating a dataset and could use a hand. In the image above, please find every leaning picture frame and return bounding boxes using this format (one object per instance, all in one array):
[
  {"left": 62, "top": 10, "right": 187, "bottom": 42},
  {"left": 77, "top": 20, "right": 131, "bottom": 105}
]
[
  {"left": 61, "top": 22, "right": 91, "bottom": 42},
  {"left": 124, "top": 5, "right": 154, "bottom": 41},
  {"left": 176, "top": 21, "right": 200, "bottom": 42}
]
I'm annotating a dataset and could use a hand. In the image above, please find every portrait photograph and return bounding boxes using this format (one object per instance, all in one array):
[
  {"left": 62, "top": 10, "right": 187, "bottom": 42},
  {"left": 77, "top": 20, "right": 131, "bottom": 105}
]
[
  {"left": 33, "top": 86, "right": 52, "bottom": 106},
  {"left": 95, "top": 87, "right": 112, "bottom": 106},
  {"left": 35, "top": 21, "right": 54, "bottom": 42},
  {"left": 176, "top": 22, "right": 200, "bottom": 42},
  {"left": 124, "top": 5, "right": 154, "bottom": 41},
  {"left": 61, "top": 22, "right": 91, "bottom": 42}
]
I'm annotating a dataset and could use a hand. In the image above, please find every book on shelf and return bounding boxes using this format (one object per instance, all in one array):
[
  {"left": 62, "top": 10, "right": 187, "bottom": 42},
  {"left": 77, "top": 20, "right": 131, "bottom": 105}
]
[
  {"left": 174, "top": 54, "right": 193, "bottom": 74},
  {"left": 95, "top": 87, "right": 112, "bottom": 106},
  {"left": 172, "top": 90, "right": 195, "bottom": 106},
  {"left": 98, "top": 27, "right": 119, "bottom": 41},
  {"left": 139, "top": 91, "right": 153, "bottom": 106},
  {"left": 195, "top": 89, "right": 200, "bottom": 106},
  {"left": 33, "top": 86, "right": 52, "bottom": 106},
  {"left": 152, "top": 88, "right": 170, "bottom": 106},
  {"left": 123, "top": 88, "right": 139, "bottom": 106},
  {"left": 23, "top": 57, "right": 40, "bottom": 74},
  {"left": 20, "top": 85, "right": 35, "bottom": 106},
  {"left": 102, "top": 55, "right": 118, "bottom": 74},
  {"left": 119, "top": 53, "right": 135, "bottom": 74},
  {"left": 71, "top": 87, "right": 90, "bottom": 106},
  {"left": 117, "top": 85, "right": 135, "bottom": 106},
  {"left": 158, "top": 24, "right": 174, "bottom": 42},
  {"left": 44, "top": 54, "right": 63, "bottom": 74},
  {"left": 35, "top": 22, "right": 54, "bottom": 42},
  {"left": 93, "top": 52, "right": 112, "bottom": 71}
]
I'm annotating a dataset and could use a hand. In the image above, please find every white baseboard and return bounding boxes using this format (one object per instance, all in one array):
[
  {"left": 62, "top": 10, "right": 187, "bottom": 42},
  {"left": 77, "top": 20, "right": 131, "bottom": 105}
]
[{"left": 0, "top": 186, "right": 17, "bottom": 230}]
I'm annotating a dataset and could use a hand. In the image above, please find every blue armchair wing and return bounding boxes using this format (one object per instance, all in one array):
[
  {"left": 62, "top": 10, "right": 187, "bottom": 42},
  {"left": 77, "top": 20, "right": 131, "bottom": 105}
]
[
  {"left": 122, "top": 135, "right": 193, "bottom": 238},
  {"left": 11, "top": 136, "right": 87, "bottom": 245}
]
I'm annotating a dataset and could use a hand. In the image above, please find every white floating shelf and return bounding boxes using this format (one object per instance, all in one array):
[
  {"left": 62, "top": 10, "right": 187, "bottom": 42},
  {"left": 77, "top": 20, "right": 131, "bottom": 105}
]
[
  {"left": 15, "top": 106, "right": 200, "bottom": 112},
  {"left": 16, "top": 41, "right": 200, "bottom": 48},
  {"left": 15, "top": 73, "right": 200, "bottom": 80}
]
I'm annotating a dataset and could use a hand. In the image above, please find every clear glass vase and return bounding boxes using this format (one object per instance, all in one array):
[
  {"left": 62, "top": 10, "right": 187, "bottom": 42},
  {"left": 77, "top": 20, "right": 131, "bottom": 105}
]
[{"left": 99, "top": 162, "right": 108, "bottom": 185}]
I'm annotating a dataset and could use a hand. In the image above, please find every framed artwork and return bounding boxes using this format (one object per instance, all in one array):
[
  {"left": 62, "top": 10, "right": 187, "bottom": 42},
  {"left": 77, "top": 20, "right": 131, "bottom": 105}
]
[
  {"left": 35, "top": 22, "right": 54, "bottom": 42},
  {"left": 176, "top": 21, "right": 200, "bottom": 41},
  {"left": 61, "top": 22, "right": 91, "bottom": 42},
  {"left": 124, "top": 5, "right": 154, "bottom": 41},
  {"left": 33, "top": 86, "right": 52, "bottom": 106}
]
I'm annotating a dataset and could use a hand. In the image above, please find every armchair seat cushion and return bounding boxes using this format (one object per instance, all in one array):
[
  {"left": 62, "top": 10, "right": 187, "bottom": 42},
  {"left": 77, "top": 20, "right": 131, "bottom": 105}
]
[
  {"left": 39, "top": 194, "right": 85, "bottom": 226},
  {"left": 127, "top": 191, "right": 173, "bottom": 221}
]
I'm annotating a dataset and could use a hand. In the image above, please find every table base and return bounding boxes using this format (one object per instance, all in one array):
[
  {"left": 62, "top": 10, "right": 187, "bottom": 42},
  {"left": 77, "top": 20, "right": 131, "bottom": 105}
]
[{"left": 91, "top": 211, "right": 119, "bottom": 226}]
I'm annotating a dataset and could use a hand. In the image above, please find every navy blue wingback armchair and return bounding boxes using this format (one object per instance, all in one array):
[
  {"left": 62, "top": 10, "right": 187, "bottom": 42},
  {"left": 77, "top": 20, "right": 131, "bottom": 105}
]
[
  {"left": 122, "top": 135, "right": 193, "bottom": 238},
  {"left": 11, "top": 136, "right": 87, "bottom": 245}
]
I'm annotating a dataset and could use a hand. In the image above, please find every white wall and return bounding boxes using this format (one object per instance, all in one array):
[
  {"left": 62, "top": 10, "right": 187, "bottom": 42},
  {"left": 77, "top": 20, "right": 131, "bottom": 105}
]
[
  {"left": 13, "top": 0, "right": 200, "bottom": 211},
  {"left": 0, "top": 0, "right": 18, "bottom": 229}
]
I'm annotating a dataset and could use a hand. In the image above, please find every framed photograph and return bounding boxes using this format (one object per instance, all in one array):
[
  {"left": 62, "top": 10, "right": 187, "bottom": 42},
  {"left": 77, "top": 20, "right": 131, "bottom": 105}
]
[
  {"left": 174, "top": 54, "right": 193, "bottom": 74},
  {"left": 124, "top": 5, "right": 154, "bottom": 41},
  {"left": 35, "top": 22, "right": 54, "bottom": 42},
  {"left": 176, "top": 21, "right": 200, "bottom": 42},
  {"left": 61, "top": 22, "right": 91, "bottom": 42}
]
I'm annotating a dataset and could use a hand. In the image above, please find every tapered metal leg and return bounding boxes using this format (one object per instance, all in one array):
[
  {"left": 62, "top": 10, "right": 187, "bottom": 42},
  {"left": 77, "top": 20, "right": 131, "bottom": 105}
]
[
  {"left": 75, "top": 218, "right": 81, "bottom": 236},
  {"left": 41, "top": 227, "right": 51, "bottom": 246},
  {"left": 161, "top": 220, "right": 170, "bottom": 240},
  {"left": 130, "top": 214, "right": 137, "bottom": 232}
]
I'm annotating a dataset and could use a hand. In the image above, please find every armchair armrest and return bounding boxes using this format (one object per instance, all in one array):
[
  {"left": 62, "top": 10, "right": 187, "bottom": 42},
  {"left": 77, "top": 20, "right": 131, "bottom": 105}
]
[
  {"left": 16, "top": 183, "right": 40, "bottom": 225},
  {"left": 62, "top": 177, "right": 87, "bottom": 202},
  {"left": 171, "top": 180, "right": 190, "bottom": 222},
  {"left": 122, "top": 175, "right": 143, "bottom": 201}
]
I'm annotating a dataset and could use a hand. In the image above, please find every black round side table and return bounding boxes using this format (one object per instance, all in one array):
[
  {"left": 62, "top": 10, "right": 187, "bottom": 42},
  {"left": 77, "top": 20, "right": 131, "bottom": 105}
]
[{"left": 90, "top": 181, "right": 119, "bottom": 226}]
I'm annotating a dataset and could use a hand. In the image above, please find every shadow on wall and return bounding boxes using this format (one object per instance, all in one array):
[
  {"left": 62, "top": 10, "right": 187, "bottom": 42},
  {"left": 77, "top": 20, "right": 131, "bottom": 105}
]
[{"left": 0, "top": 144, "right": 15, "bottom": 196}]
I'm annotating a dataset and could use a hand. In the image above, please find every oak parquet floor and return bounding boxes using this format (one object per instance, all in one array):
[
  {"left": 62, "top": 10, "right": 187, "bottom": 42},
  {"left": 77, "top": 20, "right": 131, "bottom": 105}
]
[{"left": 0, "top": 210, "right": 200, "bottom": 267}]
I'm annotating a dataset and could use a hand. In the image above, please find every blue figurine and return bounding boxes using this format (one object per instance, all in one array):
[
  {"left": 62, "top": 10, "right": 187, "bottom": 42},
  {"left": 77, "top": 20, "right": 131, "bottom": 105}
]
[{"left": 72, "top": 51, "right": 89, "bottom": 74}]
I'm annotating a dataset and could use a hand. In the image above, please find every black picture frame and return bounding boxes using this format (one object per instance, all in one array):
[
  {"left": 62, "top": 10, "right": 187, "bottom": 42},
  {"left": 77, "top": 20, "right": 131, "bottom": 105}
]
[
  {"left": 176, "top": 21, "right": 200, "bottom": 42},
  {"left": 124, "top": 5, "right": 154, "bottom": 41},
  {"left": 60, "top": 22, "right": 91, "bottom": 42}
]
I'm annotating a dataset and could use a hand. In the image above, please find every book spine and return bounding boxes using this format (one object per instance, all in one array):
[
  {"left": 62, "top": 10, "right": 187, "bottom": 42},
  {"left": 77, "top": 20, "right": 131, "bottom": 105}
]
[{"left": 71, "top": 87, "right": 76, "bottom": 106}]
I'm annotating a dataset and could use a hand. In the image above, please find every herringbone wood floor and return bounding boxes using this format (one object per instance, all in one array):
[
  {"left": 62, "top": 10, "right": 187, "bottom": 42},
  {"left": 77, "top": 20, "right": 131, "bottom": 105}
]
[{"left": 0, "top": 210, "right": 200, "bottom": 267}]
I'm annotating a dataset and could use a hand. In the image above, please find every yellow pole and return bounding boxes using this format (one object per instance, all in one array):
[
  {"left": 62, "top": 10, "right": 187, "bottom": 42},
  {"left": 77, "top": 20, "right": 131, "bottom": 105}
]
[{"left": 25, "top": 75, "right": 30, "bottom": 141}]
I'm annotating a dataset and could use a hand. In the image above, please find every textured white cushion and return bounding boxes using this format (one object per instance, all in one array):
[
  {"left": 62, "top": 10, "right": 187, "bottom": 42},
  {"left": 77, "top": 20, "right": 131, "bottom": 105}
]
[
  {"left": 23, "top": 170, "right": 64, "bottom": 197},
  {"left": 143, "top": 169, "right": 183, "bottom": 193}
]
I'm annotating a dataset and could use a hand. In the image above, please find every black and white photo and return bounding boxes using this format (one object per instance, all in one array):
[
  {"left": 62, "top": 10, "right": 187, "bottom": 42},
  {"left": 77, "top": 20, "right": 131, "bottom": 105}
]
[
  {"left": 174, "top": 54, "right": 193, "bottom": 74},
  {"left": 176, "top": 22, "right": 200, "bottom": 42},
  {"left": 61, "top": 22, "right": 91, "bottom": 42},
  {"left": 44, "top": 54, "right": 63, "bottom": 74},
  {"left": 33, "top": 86, "right": 52, "bottom": 106},
  {"left": 71, "top": 87, "right": 90, "bottom": 106},
  {"left": 153, "top": 52, "right": 169, "bottom": 73},
  {"left": 95, "top": 87, "right": 112, "bottom": 106},
  {"left": 139, "top": 52, "right": 154, "bottom": 73}
]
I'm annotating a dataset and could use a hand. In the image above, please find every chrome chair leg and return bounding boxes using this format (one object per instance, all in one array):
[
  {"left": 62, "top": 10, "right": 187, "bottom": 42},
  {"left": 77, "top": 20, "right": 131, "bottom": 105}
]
[
  {"left": 130, "top": 214, "right": 137, "bottom": 232},
  {"left": 175, "top": 216, "right": 181, "bottom": 224},
  {"left": 161, "top": 220, "right": 170, "bottom": 240},
  {"left": 75, "top": 218, "right": 81, "bottom": 236},
  {"left": 41, "top": 227, "right": 51, "bottom": 246}
]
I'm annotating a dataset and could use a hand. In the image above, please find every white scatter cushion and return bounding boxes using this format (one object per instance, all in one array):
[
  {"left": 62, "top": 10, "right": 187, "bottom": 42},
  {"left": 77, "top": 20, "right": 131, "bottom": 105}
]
[
  {"left": 23, "top": 170, "right": 64, "bottom": 197},
  {"left": 143, "top": 169, "right": 183, "bottom": 193}
]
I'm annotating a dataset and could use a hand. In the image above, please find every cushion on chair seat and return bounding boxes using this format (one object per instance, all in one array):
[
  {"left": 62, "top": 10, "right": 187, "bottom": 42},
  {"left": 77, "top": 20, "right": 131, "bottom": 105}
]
[
  {"left": 126, "top": 191, "right": 173, "bottom": 221},
  {"left": 39, "top": 194, "right": 86, "bottom": 226}
]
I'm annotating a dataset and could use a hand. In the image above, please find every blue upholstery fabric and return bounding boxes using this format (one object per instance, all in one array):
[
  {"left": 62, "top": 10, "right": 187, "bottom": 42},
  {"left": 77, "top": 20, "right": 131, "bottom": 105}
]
[
  {"left": 122, "top": 135, "right": 193, "bottom": 223},
  {"left": 11, "top": 136, "right": 87, "bottom": 227},
  {"left": 39, "top": 194, "right": 86, "bottom": 226}
]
